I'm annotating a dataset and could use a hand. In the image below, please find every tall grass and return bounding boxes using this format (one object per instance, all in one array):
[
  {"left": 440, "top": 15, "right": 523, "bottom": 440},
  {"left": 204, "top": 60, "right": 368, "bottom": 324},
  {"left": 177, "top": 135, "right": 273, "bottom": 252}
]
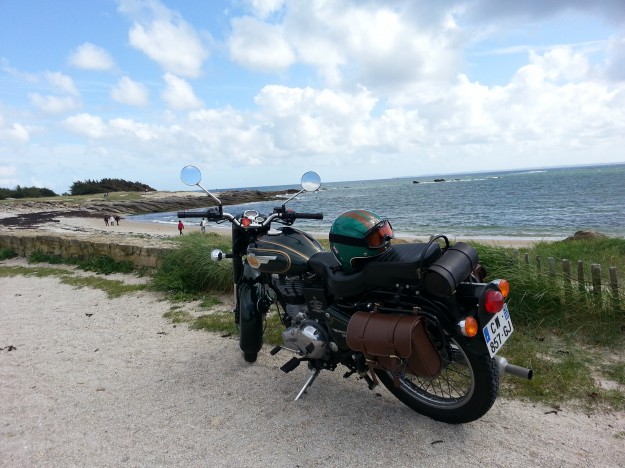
[
  {"left": 474, "top": 238, "right": 625, "bottom": 346},
  {"left": 151, "top": 232, "right": 233, "bottom": 294}
]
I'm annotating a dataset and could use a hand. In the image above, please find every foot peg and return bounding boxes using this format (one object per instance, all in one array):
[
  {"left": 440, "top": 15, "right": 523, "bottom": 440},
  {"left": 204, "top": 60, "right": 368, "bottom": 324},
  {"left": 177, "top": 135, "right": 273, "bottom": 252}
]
[{"left": 280, "top": 357, "right": 301, "bottom": 373}]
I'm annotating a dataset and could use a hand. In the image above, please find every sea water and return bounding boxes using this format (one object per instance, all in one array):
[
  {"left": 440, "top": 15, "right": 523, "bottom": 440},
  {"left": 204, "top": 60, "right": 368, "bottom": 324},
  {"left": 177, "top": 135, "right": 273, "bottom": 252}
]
[{"left": 131, "top": 164, "right": 625, "bottom": 241}]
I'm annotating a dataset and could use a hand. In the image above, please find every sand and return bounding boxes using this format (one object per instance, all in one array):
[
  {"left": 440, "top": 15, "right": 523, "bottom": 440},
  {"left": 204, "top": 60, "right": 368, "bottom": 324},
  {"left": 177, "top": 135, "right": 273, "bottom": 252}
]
[
  {"left": 1, "top": 204, "right": 624, "bottom": 466},
  {"left": 0, "top": 206, "right": 541, "bottom": 249}
]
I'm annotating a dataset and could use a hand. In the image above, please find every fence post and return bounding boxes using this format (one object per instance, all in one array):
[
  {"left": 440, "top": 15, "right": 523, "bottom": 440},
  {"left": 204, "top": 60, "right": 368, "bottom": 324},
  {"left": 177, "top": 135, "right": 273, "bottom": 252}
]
[
  {"left": 577, "top": 260, "right": 585, "bottom": 292},
  {"left": 548, "top": 257, "right": 555, "bottom": 277},
  {"left": 524, "top": 252, "right": 529, "bottom": 265},
  {"left": 562, "top": 259, "right": 571, "bottom": 288},
  {"left": 591, "top": 264, "right": 601, "bottom": 296},
  {"left": 609, "top": 266, "right": 619, "bottom": 295},
  {"left": 536, "top": 255, "right": 541, "bottom": 273}
]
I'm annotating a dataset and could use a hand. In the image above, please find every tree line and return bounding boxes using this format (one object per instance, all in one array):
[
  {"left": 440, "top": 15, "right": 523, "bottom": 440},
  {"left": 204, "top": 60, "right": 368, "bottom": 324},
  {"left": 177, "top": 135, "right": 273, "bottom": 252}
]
[
  {"left": 0, "top": 178, "right": 155, "bottom": 199},
  {"left": 0, "top": 185, "right": 58, "bottom": 200},
  {"left": 69, "top": 178, "right": 155, "bottom": 196}
]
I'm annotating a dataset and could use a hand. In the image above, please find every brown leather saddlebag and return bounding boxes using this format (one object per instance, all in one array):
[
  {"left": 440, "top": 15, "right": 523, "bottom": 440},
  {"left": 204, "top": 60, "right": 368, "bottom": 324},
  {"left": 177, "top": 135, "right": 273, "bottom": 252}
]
[{"left": 346, "top": 312, "right": 442, "bottom": 378}]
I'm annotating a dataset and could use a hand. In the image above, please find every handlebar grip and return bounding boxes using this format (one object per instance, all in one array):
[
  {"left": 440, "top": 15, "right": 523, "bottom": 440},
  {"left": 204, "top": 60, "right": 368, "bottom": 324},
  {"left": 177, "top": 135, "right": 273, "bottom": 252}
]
[
  {"left": 295, "top": 212, "right": 324, "bottom": 220},
  {"left": 177, "top": 209, "right": 221, "bottom": 219}
]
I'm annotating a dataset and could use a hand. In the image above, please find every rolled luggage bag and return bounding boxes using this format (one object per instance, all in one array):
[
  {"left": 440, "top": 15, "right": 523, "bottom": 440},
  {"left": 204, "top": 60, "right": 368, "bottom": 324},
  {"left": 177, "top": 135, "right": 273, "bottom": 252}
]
[{"left": 424, "top": 242, "right": 478, "bottom": 296}]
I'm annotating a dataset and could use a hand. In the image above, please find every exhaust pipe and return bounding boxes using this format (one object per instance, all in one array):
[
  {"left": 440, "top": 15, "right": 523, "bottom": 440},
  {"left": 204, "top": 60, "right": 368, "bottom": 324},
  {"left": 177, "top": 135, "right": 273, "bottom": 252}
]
[{"left": 494, "top": 356, "right": 533, "bottom": 380}]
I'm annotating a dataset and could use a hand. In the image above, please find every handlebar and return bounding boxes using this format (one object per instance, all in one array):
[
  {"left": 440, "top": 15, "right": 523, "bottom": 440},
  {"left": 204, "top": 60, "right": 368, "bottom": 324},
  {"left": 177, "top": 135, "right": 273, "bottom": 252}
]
[{"left": 176, "top": 208, "right": 323, "bottom": 228}]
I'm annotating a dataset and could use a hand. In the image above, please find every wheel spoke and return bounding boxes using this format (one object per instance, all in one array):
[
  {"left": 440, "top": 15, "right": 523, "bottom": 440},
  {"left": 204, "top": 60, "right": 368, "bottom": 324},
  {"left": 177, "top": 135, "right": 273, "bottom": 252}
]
[{"left": 397, "top": 338, "right": 476, "bottom": 407}]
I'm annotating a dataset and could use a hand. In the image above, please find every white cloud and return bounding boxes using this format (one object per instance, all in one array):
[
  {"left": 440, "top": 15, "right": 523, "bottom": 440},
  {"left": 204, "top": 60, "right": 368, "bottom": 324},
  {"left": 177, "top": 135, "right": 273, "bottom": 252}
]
[
  {"left": 44, "top": 71, "right": 79, "bottom": 96},
  {"left": 111, "top": 76, "right": 149, "bottom": 106},
  {"left": 69, "top": 43, "right": 115, "bottom": 70},
  {"left": 228, "top": 2, "right": 463, "bottom": 88},
  {"left": 29, "top": 93, "right": 80, "bottom": 114},
  {"left": 229, "top": 17, "right": 295, "bottom": 72},
  {"left": 249, "top": 0, "right": 285, "bottom": 19},
  {"left": 604, "top": 35, "right": 625, "bottom": 81},
  {"left": 0, "top": 122, "right": 30, "bottom": 143},
  {"left": 121, "top": 1, "right": 209, "bottom": 78},
  {"left": 110, "top": 118, "right": 156, "bottom": 141},
  {"left": 63, "top": 113, "right": 107, "bottom": 139},
  {"left": 0, "top": 164, "right": 18, "bottom": 189},
  {"left": 160, "top": 73, "right": 203, "bottom": 110}
]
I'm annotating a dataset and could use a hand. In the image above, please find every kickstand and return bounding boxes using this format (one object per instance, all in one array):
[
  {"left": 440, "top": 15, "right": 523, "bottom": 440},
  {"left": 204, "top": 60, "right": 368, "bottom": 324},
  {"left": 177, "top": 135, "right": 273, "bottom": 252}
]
[{"left": 294, "top": 369, "right": 320, "bottom": 401}]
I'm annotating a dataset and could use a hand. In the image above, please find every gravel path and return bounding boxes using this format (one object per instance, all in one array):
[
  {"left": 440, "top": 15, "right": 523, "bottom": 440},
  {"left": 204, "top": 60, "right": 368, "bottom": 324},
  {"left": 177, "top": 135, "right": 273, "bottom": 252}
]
[{"left": 1, "top": 263, "right": 624, "bottom": 467}]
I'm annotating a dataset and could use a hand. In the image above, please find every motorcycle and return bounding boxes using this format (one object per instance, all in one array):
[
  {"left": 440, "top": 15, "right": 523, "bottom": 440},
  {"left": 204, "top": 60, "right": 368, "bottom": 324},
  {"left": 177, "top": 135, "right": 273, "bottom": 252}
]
[{"left": 177, "top": 166, "right": 532, "bottom": 424}]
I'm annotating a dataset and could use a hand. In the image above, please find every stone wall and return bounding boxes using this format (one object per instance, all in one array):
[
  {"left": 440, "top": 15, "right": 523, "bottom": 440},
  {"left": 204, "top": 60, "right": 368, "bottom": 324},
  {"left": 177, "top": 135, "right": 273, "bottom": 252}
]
[{"left": 0, "top": 232, "right": 173, "bottom": 269}]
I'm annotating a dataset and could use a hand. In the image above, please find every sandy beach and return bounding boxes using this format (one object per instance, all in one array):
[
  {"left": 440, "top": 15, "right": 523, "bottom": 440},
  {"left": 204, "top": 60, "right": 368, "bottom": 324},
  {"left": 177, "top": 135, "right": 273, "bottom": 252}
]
[{"left": 0, "top": 202, "right": 542, "bottom": 249}]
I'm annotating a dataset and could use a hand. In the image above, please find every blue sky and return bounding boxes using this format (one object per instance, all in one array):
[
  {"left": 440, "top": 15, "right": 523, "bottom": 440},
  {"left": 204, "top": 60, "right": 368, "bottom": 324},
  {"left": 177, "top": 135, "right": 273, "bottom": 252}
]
[{"left": 1, "top": 0, "right": 624, "bottom": 193}]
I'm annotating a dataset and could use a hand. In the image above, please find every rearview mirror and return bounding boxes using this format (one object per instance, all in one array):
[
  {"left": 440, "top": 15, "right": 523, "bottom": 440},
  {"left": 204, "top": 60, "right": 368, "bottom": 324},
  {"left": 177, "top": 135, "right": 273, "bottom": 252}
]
[
  {"left": 180, "top": 165, "right": 202, "bottom": 186},
  {"left": 301, "top": 171, "right": 321, "bottom": 192}
]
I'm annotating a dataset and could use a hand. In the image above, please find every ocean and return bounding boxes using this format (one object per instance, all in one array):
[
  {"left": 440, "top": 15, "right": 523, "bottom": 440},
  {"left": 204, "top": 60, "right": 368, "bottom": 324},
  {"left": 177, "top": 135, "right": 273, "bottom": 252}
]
[{"left": 131, "top": 164, "right": 625, "bottom": 241}]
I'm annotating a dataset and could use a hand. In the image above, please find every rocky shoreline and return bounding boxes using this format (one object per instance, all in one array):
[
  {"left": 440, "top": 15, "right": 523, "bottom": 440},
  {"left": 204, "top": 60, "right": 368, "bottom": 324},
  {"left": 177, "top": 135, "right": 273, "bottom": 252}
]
[{"left": 0, "top": 189, "right": 297, "bottom": 229}]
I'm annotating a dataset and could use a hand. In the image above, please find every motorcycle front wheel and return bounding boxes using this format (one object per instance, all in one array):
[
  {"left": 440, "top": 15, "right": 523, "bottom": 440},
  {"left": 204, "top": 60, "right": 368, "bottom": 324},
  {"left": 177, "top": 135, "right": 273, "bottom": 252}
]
[{"left": 374, "top": 336, "right": 499, "bottom": 424}]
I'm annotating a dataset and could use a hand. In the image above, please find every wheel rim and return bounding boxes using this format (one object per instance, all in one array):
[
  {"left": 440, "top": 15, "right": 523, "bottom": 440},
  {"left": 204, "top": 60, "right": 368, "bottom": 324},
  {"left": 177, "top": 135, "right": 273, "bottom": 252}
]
[{"left": 398, "top": 338, "right": 475, "bottom": 409}]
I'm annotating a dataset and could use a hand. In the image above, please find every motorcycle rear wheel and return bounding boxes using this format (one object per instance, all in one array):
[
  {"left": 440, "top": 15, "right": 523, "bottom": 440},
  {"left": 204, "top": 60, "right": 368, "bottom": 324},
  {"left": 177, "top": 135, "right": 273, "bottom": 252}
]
[{"left": 374, "top": 336, "right": 499, "bottom": 424}]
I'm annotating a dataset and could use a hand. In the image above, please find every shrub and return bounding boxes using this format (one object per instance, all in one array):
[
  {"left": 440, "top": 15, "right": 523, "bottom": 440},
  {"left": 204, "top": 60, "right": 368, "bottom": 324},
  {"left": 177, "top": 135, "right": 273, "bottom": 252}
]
[
  {"left": 152, "top": 233, "right": 233, "bottom": 294},
  {"left": 0, "top": 247, "right": 17, "bottom": 260}
]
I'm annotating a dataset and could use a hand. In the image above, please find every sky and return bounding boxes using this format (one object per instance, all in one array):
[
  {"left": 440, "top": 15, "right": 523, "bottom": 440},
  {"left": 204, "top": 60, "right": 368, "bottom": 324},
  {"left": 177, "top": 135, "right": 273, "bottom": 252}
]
[{"left": 1, "top": 0, "right": 624, "bottom": 194}]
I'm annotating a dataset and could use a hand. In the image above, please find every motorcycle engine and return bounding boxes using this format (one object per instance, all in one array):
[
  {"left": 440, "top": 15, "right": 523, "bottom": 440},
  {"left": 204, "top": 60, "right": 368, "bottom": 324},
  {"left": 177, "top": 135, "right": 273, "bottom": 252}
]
[{"left": 272, "top": 274, "right": 329, "bottom": 359}]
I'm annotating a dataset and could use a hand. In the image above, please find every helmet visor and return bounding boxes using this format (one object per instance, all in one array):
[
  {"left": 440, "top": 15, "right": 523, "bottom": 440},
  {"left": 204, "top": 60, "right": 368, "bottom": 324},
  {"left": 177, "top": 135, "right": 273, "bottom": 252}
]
[{"left": 364, "top": 220, "right": 394, "bottom": 249}]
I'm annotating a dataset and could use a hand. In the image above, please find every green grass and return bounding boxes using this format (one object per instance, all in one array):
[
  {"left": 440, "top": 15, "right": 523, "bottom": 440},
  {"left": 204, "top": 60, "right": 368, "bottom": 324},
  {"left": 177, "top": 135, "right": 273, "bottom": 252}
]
[
  {"left": 60, "top": 276, "right": 146, "bottom": 298},
  {"left": 0, "top": 265, "right": 72, "bottom": 278},
  {"left": 473, "top": 239, "right": 625, "bottom": 346},
  {"left": 0, "top": 264, "right": 145, "bottom": 298},
  {"left": 151, "top": 232, "right": 233, "bottom": 294},
  {"left": 28, "top": 250, "right": 134, "bottom": 275},
  {"left": 0, "top": 247, "right": 17, "bottom": 260},
  {"left": 190, "top": 312, "right": 238, "bottom": 336},
  {"left": 472, "top": 238, "right": 625, "bottom": 409}
]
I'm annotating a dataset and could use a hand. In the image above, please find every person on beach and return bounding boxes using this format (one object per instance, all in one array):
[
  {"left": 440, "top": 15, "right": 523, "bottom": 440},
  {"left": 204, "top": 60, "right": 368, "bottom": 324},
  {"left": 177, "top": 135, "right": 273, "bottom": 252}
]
[
  {"left": 103, "top": 214, "right": 109, "bottom": 226},
  {"left": 178, "top": 220, "right": 184, "bottom": 235},
  {"left": 109, "top": 215, "right": 115, "bottom": 227},
  {"left": 114, "top": 215, "right": 121, "bottom": 226},
  {"left": 200, "top": 218, "right": 206, "bottom": 234}
]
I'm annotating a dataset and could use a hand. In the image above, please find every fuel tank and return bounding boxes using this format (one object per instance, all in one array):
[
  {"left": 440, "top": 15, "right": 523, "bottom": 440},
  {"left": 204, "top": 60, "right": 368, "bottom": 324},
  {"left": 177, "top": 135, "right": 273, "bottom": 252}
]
[{"left": 247, "top": 227, "right": 323, "bottom": 275}]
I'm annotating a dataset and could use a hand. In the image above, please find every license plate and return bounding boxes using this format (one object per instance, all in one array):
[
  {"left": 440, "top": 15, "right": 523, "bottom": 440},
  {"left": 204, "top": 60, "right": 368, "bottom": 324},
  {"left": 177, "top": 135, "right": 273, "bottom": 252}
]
[{"left": 482, "top": 304, "right": 514, "bottom": 357}]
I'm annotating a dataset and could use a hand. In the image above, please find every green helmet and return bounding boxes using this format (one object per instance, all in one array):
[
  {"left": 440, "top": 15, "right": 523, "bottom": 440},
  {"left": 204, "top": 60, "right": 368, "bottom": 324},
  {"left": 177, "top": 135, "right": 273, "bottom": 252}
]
[{"left": 329, "top": 209, "right": 394, "bottom": 273}]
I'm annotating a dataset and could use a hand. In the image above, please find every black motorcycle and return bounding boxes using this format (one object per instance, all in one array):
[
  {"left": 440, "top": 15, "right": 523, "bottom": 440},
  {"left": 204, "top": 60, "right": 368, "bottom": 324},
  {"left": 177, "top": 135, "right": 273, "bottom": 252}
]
[{"left": 177, "top": 166, "right": 532, "bottom": 424}]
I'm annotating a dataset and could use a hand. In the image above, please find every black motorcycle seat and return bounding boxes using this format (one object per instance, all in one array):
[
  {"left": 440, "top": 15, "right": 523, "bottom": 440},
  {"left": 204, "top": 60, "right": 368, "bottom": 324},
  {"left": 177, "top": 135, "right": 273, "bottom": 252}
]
[{"left": 309, "top": 243, "right": 442, "bottom": 298}]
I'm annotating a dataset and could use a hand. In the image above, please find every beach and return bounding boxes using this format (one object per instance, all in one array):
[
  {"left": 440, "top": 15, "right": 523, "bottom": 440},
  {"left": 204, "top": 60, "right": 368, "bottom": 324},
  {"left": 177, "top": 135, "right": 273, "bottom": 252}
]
[
  {"left": 0, "top": 198, "right": 540, "bottom": 249},
  {"left": 2, "top": 199, "right": 624, "bottom": 466}
]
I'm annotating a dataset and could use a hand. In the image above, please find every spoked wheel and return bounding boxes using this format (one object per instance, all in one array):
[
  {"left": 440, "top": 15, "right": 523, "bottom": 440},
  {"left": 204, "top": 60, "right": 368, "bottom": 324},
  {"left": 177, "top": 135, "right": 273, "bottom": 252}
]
[{"left": 374, "top": 337, "right": 499, "bottom": 424}]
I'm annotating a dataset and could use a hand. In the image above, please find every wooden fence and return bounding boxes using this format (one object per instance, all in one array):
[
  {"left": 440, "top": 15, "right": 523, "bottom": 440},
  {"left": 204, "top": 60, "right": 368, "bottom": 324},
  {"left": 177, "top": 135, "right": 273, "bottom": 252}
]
[{"left": 522, "top": 253, "right": 620, "bottom": 297}]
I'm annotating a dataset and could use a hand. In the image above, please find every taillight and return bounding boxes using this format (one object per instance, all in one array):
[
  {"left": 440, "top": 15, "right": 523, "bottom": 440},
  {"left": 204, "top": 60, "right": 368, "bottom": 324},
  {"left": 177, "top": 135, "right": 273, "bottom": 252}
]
[{"left": 484, "top": 289, "right": 504, "bottom": 313}]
